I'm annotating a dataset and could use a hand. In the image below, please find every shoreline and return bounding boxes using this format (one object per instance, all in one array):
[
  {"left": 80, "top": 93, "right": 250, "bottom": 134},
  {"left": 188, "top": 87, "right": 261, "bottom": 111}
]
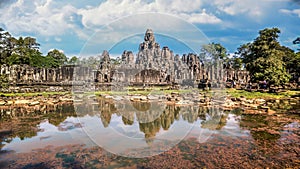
[{"left": 0, "top": 89, "right": 299, "bottom": 116}]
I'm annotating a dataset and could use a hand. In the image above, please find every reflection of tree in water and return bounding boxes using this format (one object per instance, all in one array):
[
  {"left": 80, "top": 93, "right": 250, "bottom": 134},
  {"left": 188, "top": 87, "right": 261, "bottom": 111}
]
[
  {"left": 239, "top": 114, "right": 282, "bottom": 150},
  {"left": 48, "top": 104, "right": 76, "bottom": 126},
  {"left": 138, "top": 105, "right": 180, "bottom": 138},
  {"left": 237, "top": 112, "right": 300, "bottom": 156},
  {"left": 122, "top": 116, "right": 134, "bottom": 125},
  {"left": 179, "top": 106, "right": 227, "bottom": 130},
  {"left": 0, "top": 103, "right": 76, "bottom": 145},
  {"left": 200, "top": 107, "right": 227, "bottom": 130}
]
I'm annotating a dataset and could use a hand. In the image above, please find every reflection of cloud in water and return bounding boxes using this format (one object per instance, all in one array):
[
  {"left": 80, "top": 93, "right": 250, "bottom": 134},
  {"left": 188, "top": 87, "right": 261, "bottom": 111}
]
[
  {"left": 196, "top": 114, "right": 249, "bottom": 143},
  {"left": 57, "top": 119, "right": 83, "bottom": 131},
  {"left": 221, "top": 114, "right": 249, "bottom": 137},
  {"left": 2, "top": 118, "right": 88, "bottom": 153},
  {"left": 110, "top": 114, "right": 144, "bottom": 138},
  {"left": 38, "top": 120, "right": 58, "bottom": 132}
]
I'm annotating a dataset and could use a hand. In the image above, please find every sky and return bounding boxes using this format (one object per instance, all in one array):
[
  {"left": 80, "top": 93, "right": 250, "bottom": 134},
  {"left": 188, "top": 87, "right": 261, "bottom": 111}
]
[{"left": 0, "top": 0, "right": 299, "bottom": 58}]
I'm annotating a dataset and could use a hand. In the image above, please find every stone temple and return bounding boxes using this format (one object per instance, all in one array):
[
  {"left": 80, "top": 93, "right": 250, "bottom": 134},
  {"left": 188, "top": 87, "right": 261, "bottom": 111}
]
[
  {"left": 95, "top": 29, "right": 247, "bottom": 87},
  {"left": 0, "top": 29, "right": 250, "bottom": 92},
  {"left": 99, "top": 29, "right": 215, "bottom": 86},
  {"left": 109, "top": 29, "right": 190, "bottom": 85}
]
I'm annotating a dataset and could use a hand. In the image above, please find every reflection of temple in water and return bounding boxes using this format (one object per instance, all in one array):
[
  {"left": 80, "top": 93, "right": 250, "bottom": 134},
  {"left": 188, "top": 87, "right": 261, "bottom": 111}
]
[
  {"left": 94, "top": 99, "right": 228, "bottom": 139},
  {"left": 0, "top": 103, "right": 76, "bottom": 146},
  {"left": 0, "top": 100, "right": 229, "bottom": 142}
]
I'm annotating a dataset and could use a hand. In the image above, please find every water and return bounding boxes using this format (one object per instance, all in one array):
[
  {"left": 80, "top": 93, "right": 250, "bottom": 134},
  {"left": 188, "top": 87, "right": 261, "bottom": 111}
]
[{"left": 0, "top": 98, "right": 299, "bottom": 168}]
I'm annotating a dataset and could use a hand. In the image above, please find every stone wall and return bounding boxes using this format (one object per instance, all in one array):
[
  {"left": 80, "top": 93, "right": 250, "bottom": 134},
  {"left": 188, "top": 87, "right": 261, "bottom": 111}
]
[
  {"left": 0, "top": 64, "right": 249, "bottom": 89},
  {"left": 0, "top": 29, "right": 250, "bottom": 91},
  {"left": 0, "top": 64, "right": 74, "bottom": 84},
  {"left": 107, "top": 29, "right": 249, "bottom": 86}
]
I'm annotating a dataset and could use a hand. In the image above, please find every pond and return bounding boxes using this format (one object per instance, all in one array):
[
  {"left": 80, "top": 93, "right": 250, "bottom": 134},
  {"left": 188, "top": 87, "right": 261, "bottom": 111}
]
[{"left": 0, "top": 98, "right": 299, "bottom": 168}]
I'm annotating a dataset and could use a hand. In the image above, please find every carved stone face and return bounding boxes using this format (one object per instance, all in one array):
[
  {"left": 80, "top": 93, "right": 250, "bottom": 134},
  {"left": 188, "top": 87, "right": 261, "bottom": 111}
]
[
  {"left": 162, "top": 47, "right": 171, "bottom": 59},
  {"left": 143, "top": 42, "right": 148, "bottom": 49},
  {"left": 155, "top": 43, "right": 160, "bottom": 49},
  {"left": 144, "top": 29, "right": 155, "bottom": 42},
  {"left": 102, "top": 50, "right": 110, "bottom": 62},
  {"left": 128, "top": 52, "right": 134, "bottom": 62}
]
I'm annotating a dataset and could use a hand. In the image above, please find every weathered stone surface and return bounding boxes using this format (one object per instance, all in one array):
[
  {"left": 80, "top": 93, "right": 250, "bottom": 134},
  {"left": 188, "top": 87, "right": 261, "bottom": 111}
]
[
  {"left": 0, "top": 29, "right": 252, "bottom": 92},
  {"left": 29, "top": 101, "right": 40, "bottom": 106}
]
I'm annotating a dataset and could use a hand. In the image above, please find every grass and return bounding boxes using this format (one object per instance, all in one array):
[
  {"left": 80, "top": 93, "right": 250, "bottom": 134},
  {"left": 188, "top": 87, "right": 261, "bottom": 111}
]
[
  {"left": 0, "top": 87, "right": 299, "bottom": 99},
  {"left": 0, "top": 91, "right": 70, "bottom": 97},
  {"left": 226, "top": 88, "right": 300, "bottom": 99}
]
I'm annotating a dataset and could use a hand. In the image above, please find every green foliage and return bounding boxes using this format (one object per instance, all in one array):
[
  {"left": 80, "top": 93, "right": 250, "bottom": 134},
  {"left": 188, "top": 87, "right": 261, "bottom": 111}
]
[
  {"left": 237, "top": 28, "right": 291, "bottom": 86},
  {"left": 78, "top": 56, "right": 101, "bottom": 69},
  {"left": 111, "top": 57, "right": 121, "bottom": 65},
  {"left": 281, "top": 46, "right": 300, "bottom": 81},
  {"left": 46, "top": 49, "right": 67, "bottom": 67},
  {"left": 231, "top": 57, "right": 243, "bottom": 69},
  {"left": 0, "top": 74, "right": 8, "bottom": 89},
  {"left": 0, "top": 28, "right": 68, "bottom": 68},
  {"left": 0, "top": 28, "right": 13, "bottom": 64},
  {"left": 227, "top": 88, "right": 300, "bottom": 99},
  {"left": 67, "top": 56, "right": 78, "bottom": 65},
  {"left": 7, "top": 37, "right": 41, "bottom": 65},
  {"left": 200, "top": 42, "right": 228, "bottom": 60},
  {"left": 200, "top": 42, "right": 228, "bottom": 72}
]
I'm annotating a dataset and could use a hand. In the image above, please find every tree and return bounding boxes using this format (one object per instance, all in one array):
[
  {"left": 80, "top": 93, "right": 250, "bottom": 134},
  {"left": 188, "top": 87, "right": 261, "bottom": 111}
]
[
  {"left": 0, "top": 28, "right": 13, "bottom": 64},
  {"left": 238, "top": 28, "right": 290, "bottom": 86},
  {"left": 200, "top": 42, "right": 228, "bottom": 61},
  {"left": 286, "top": 51, "right": 300, "bottom": 82},
  {"left": 68, "top": 56, "right": 78, "bottom": 65},
  {"left": 200, "top": 42, "right": 229, "bottom": 69},
  {"left": 6, "top": 36, "right": 43, "bottom": 66},
  {"left": 46, "top": 49, "right": 67, "bottom": 67},
  {"left": 0, "top": 29, "right": 70, "bottom": 68},
  {"left": 229, "top": 57, "right": 243, "bottom": 70},
  {"left": 111, "top": 57, "right": 121, "bottom": 65}
]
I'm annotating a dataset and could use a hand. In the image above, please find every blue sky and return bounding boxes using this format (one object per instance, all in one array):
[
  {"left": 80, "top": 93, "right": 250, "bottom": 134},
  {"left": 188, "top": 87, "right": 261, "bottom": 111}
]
[{"left": 0, "top": 0, "right": 299, "bottom": 58}]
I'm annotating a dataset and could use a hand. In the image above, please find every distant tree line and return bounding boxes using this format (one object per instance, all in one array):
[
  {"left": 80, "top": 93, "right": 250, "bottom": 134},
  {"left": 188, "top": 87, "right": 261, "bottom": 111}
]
[
  {"left": 1, "top": 27, "right": 299, "bottom": 87},
  {"left": 200, "top": 28, "right": 300, "bottom": 86},
  {"left": 0, "top": 28, "right": 78, "bottom": 68}
]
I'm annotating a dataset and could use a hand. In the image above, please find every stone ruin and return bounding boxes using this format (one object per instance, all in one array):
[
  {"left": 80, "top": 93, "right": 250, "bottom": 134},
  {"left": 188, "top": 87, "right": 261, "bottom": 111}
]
[
  {"left": 0, "top": 29, "right": 251, "bottom": 92},
  {"left": 97, "top": 29, "right": 249, "bottom": 87},
  {"left": 111, "top": 29, "right": 192, "bottom": 85}
]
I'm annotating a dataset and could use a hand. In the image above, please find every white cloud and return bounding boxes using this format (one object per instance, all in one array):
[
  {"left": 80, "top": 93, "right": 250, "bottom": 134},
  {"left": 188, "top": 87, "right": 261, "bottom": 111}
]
[
  {"left": 0, "top": 0, "right": 221, "bottom": 40},
  {"left": 0, "top": 0, "right": 80, "bottom": 36},
  {"left": 280, "top": 8, "right": 300, "bottom": 17},
  {"left": 180, "top": 10, "right": 222, "bottom": 24},
  {"left": 156, "top": 0, "right": 203, "bottom": 13},
  {"left": 211, "top": 0, "right": 271, "bottom": 18},
  {"left": 78, "top": 0, "right": 220, "bottom": 30},
  {"left": 79, "top": 13, "right": 211, "bottom": 56},
  {"left": 1, "top": 0, "right": 298, "bottom": 56},
  {"left": 54, "top": 37, "right": 62, "bottom": 42}
]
